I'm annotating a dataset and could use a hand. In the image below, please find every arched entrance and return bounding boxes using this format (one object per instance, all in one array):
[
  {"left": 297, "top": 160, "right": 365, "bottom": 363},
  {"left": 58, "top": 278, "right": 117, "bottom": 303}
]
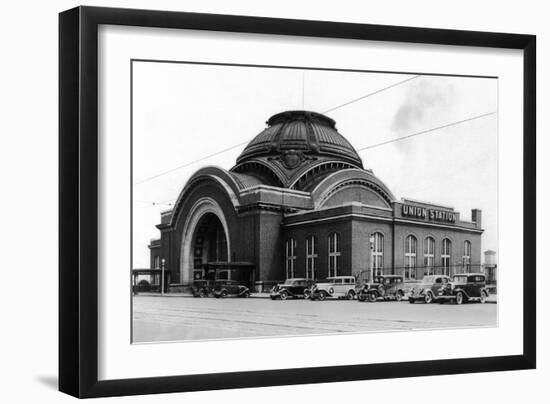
[
  {"left": 190, "top": 213, "right": 228, "bottom": 280},
  {"left": 180, "top": 198, "right": 231, "bottom": 285}
]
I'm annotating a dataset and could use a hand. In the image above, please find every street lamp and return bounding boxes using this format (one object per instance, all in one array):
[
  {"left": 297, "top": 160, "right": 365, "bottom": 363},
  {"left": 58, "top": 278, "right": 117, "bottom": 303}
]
[{"left": 161, "top": 258, "right": 166, "bottom": 296}]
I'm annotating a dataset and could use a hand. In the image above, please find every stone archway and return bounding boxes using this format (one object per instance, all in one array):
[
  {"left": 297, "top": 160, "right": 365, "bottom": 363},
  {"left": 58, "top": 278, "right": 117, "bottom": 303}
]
[{"left": 180, "top": 198, "right": 231, "bottom": 284}]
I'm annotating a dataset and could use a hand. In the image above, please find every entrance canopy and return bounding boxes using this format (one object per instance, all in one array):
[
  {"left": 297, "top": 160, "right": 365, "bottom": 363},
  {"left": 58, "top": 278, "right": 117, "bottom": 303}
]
[
  {"left": 201, "top": 261, "right": 255, "bottom": 270},
  {"left": 199, "top": 261, "right": 255, "bottom": 286}
]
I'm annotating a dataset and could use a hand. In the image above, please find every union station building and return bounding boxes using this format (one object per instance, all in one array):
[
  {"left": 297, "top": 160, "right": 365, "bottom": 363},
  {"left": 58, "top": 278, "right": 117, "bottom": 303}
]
[{"left": 148, "top": 111, "right": 483, "bottom": 291}]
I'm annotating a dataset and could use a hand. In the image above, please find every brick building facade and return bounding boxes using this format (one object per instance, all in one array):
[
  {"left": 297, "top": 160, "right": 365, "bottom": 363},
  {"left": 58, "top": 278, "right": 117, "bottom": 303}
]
[{"left": 149, "top": 111, "right": 483, "bottom": 291}]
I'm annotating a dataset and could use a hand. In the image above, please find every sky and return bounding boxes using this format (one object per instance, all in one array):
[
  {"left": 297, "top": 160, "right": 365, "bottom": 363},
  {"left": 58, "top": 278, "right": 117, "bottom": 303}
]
[{"left": 132, "top": 61, "right": 498, "bottom": 269}]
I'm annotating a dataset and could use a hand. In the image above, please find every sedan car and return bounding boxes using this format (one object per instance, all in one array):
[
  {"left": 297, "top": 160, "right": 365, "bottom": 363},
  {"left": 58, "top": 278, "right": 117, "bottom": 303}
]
[
  {"left": 308, "top": 276, "right": 356, "bottom": 301},
  {"left": 357, "top": 275, "right": 405, "bottom": 302},
  {"left": 408, "top": 275, "right": 451, "bottom": 303},
  {"left": 437, "top": 273, "right": 489, "bottom": 304},
  {"left": 270, "top": 278, "right": 312, "bottom": 300},
  {"left": 212, "top": 280, "right": 250, "bottom": 298}
]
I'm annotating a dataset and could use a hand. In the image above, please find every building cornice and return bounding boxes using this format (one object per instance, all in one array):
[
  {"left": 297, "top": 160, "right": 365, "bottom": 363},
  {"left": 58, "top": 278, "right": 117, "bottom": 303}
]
[
  {"left": 282, "top": 213, "right": 484, "bottom": 233},
  {"left": 393, "top": 218, "right": 483, "bottom": 233}
]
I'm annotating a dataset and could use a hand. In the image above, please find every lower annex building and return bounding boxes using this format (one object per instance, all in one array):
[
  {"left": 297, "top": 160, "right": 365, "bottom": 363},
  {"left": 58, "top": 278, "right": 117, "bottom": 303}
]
[{"left": 148, "top": 110, "right": 483, "bottom": 291}]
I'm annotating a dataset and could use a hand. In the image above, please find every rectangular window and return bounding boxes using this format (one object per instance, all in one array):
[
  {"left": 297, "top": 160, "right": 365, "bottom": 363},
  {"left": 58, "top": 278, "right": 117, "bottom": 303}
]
[
  {"left": 405, "top": 236, "right": 417, "bottom": 280},
  {"left": 328, "top": 233, "right": 341, "bottom": 277},
  {"left": 462, "top": 240, "right": 472, "bottom": 273},
  {"left": 285, "top": 238, "right": 296, "bottom": 279},
  {"left": 372, "top": 232, "right": 384, "bottom": 277},
  {"left": 441, "top": 239, "right": 451, "bottom": 276},
  {"left": 424, "top": 237, "right": 435, "bottom": 276},
  {"left": 306, "top": 236, "right": 318, "bottom": 280}
]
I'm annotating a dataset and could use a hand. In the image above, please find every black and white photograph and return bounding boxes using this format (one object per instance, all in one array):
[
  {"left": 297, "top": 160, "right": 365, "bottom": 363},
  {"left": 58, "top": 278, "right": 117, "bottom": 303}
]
[
  {"left": 131, "top": 62, "right": 498, "bottom": 343},
  {"left": 1, "top": 0, "right": 545, "bottom": 401}
]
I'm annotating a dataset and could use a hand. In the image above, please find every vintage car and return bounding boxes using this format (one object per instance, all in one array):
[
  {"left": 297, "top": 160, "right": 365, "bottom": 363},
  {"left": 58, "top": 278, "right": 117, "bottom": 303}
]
[
  {"left": 408, "top": 275, "right": 451, "bottom": 303},
  {"left": 212, "top": 280, "right": 250, "bottom": 298},
  {"left": 308, "top": 276, "right": 356, "bottom": 301},
  {"left": 270, "top": 278, "right": 312, "bottom": 300},
  {"left": 357, "top": 275, "right": 405, "bottom": 302},
  {"left": 191, "top": 279, "right": 213, "bottom": 297},
  {"left": 437, "top": 273, "right": 489, "bottom": 304}
]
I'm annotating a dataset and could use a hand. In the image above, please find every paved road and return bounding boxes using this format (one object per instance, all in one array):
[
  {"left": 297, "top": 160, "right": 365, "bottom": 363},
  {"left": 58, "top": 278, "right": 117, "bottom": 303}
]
[{"left": 132, "top": 296, "right": 497, "bottom": 343}]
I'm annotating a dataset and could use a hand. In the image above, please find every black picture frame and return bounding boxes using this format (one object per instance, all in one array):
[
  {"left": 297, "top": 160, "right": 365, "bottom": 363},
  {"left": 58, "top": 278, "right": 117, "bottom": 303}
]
[{"left": 59, "top": 5, "right": 536, "bottom": 398}]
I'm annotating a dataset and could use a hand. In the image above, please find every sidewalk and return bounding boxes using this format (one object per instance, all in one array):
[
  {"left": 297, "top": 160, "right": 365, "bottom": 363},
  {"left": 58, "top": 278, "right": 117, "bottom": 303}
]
[
  {"left": 135, "top": 292, "right": 497, "bottom": 302},
  {"left": 135, "top": 292, "right": 273, "bottom": 298}
]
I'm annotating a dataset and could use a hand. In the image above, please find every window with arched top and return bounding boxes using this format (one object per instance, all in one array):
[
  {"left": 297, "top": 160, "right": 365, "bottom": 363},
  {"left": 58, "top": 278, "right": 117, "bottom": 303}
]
[
  {"left": 372, "top": 232, "right": 384, "bottom": 277},
  {"left": 424, "top": 237, "right": 435, "bottom": 276},
  {"left": 328, "top": 233, "right": 341, "bottom": 277},
  {"left": 306, "top": 235, "right": 318, "bottom": 280},
  {"left": 462, "top": 240, "right": 472, "bottom": 272},
  {"left": 285, "top": 238, "right": 297, "bottom": 279},
  {"left": 441, "top": 238, "right": 452, "bottom": 276},
  {"left": 405, "top": 235, "right": 417, "bottom": 280}
]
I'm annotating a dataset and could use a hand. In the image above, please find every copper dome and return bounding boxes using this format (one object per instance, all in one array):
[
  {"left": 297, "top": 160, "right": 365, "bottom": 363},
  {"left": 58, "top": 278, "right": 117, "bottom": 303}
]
[{"left": 236, "top": 111, "right": 363, "bottom": 168}]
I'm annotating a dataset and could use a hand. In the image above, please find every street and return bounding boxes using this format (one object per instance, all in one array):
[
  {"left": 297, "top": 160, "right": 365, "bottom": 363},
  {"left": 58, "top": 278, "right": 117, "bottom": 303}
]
[{"left": 132, "top": 295, "right": 497, "bottom": 343}]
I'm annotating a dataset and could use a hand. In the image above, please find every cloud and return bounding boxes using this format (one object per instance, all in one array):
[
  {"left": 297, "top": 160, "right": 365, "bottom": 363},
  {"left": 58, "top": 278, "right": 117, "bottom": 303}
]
[{"left": 391, "top": 77, "right": 456, "bottom": 138}]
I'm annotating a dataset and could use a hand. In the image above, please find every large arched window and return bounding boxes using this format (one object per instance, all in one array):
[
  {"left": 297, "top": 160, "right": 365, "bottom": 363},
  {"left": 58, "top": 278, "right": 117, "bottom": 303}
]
[
  {"left": 405, "top": 235, "right": 417, "bottom": 280},
  {"left": 373, "top": 232, "right": 384, "bottom": 277},
  {"left": 285, "top": 238, "right": 297, "bottom": 279},
  {"left": 441, "top": 238, "right": 452, "bottom": 276},
  {"left": 462, "top": 240, "right": 472, "bottom": 273},
  {"left": 424, "top": 237, "right": 435, "bottom": 276},
  {"left": 306, "top": 235, "right": 318, "bottom": 280},
  {"left": 328, "top": 233, "right": 341, "bottom": 277}
]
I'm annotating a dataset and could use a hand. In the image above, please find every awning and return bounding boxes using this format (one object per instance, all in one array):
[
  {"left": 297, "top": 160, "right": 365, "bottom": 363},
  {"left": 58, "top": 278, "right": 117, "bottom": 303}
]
[{"left": 201, "top": 261, "right": 255, "bottom": 270}]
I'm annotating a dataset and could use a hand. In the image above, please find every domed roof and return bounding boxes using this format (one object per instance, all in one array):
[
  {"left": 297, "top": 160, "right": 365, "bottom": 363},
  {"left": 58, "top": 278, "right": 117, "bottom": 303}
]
[{"left": 236, "top": 111, "right": 363, "bottom": 168}]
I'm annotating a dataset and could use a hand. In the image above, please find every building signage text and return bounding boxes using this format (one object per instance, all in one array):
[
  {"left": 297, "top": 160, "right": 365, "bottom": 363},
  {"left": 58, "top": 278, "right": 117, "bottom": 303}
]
[{"left": 402, "top": 204, "right": 456, "bottom": 223}]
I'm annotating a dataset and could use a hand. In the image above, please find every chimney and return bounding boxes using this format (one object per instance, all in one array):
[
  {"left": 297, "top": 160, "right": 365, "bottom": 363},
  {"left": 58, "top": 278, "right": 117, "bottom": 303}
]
[{"left": 471, "top": 209, "right": 482, "bottom": 228}]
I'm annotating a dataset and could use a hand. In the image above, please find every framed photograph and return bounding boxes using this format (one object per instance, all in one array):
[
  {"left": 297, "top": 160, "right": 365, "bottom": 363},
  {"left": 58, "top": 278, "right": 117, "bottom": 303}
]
[{"left": 59, "top": 6, "right": 536, "bottom": 398}]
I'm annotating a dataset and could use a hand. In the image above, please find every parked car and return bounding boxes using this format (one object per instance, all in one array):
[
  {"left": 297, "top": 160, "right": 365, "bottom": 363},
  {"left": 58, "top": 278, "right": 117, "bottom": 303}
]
[
  {"left": 191, "top": 279, "right": 212, "bottom": 297},
  {"left": 212, "top": 280, "right": 250, "bottom": 298},
  {"left": 357, "top": 275, "right": 405, "bottom": 302},
  {"left": 308, "top": 276, "right": 356, "bottom": 301},
  {"left": 437, "top": 273, "right": 489, "bottom": 304},
  {"left": 270, "top": 278, "right": 312, "bottom": 300},
  {"left": 408, "top": 275, "right": 451, "bottom": 303}
]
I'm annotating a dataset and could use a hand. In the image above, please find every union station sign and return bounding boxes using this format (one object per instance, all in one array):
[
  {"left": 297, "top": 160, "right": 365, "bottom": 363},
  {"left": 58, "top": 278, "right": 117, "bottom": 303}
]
[{"left": 401, "top": 204, "right": 456, "bottom": 223}]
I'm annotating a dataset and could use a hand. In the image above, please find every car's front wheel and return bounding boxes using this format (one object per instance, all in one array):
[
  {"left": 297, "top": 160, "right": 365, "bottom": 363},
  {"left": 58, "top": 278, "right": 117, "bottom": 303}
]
[
  {"left": 455, "top": 291, "right": 464, "bottom": 305},
  {"left": 318, "top": 291, "right": 327, "bottom": 301},
  {"left": 221, "top": 290, "right": 228, "bottom": 298},
  {"left": 346, "top": 290, "right": 355, "bottom": 300},
  {"left": 480, "top": 290, "right": 488, "bottom": 304},
  {"left": 242, "top": 291, "right": 250, "bottom": 298},
  {"left": 280, "top": 290, "right": 288, "bottom": 300},
  {"left": 368, "top": 293, "right": 377, "bottom": 303},
  {"left": 424, "top": 292, "right": 434, "bottom": 304}
]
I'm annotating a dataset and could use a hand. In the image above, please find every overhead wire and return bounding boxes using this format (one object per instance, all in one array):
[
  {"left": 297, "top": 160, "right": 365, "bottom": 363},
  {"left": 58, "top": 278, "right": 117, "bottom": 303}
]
[
  {"left": 356, "top": 112, "right": 496, "bottom": 152},
  {"left": 133, "top": 74, "right": 420, "bottom": 186}
]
